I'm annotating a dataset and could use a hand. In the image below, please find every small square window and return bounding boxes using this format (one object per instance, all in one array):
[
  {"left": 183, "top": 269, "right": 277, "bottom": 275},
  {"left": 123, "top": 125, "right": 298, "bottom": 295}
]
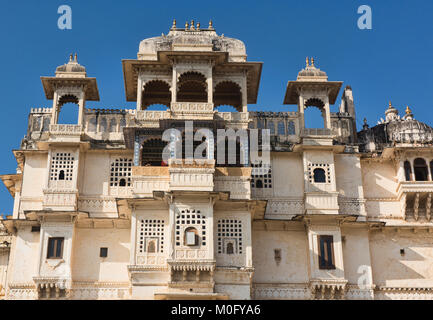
[{"left": 100, "top": 247, "right": 108, "bottom": 258}]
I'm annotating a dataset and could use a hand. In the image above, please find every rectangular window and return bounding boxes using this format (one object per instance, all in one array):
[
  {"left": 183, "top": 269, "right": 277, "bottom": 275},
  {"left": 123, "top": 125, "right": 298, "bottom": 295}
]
[
  {"left": 47, "top": 237, "right": 64, "bottom": 259},
  {"left": 318, "top": 235, "right": 335, "bottom": 270},
  {"left": 100, "top": 247, "right": 108, "bottom": 258}
]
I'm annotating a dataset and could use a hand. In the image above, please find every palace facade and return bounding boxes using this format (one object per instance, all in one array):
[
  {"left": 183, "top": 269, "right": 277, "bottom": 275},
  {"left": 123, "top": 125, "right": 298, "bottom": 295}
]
[{"left": 1, "top": 20, "right": 433, "bottom": 300}]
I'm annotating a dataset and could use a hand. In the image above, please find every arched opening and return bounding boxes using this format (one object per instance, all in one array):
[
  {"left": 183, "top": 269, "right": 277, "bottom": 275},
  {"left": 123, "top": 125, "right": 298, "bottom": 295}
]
[
  {"left": 99, "top": 117, "right": 107, "bottom": 132},
  {"left": 119, "top": 178, "right": 126, "bottom": 187},
  {"left": 313, "top": 168, "right": 326, "bottom": 183},
  {"left": 267, "top": 121, "right": 275, "bottom": 135},
  {"left": 141, "top": 80, "right": 171, "bottom": 110},
  {"left": 141, "top": 138, "right": 168, "bottom": 166},
  {"left": 404, "top": 161, "right": 412, "bottom": 181},
  {"left": 57, "top": 94, "right": 79, "bottom": 124},
  {"left": 287, "top": 121, "right": 296, "bottom": 135},
  {"left": 58, "top": 170, "right": 65, "bottom": 181},
  {"left": 304, "top": 98, "right": 325, "bottom": 129},
  {"left": 184, "top": 227, "right": 199, "bottom": 246},
  {"left": 177, "top": 72, "right": 207, "bottom": 102},
  {"left": 109, "top": 118, "right": 117, "bottom": 132},
  {"left": 214, "top": 81, "right": 242, "bottom": 112},
  {"left": 414, "top": 158, "right": 428, "bottom": 181},
  {"left": 226, "top": 242, "right": 234, "bottom": 255},
  {"left": 277, "top": 121, "right": 285, "bottom": 135},
  {"left": 147, "top": 241, "right": 156, "bottom": 253},
  {"left": 255, "top": 179, "right": 263, "bottom": 188}
]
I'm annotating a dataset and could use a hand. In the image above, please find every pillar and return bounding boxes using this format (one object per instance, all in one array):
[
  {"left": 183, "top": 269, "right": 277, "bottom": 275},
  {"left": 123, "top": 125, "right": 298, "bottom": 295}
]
[
  {"left": 241, "top": 74, "right": 248, "bottom": 112},
  {"left": 171, "top": 65, "right": 177, "bottom": 104},
  {"left": 137, "top": 76, "right": 143, "bottom": 111}
]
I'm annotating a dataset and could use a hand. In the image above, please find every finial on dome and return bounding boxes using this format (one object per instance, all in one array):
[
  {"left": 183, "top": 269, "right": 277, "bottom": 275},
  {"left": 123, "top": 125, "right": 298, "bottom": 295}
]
[
  {"left": 196, "top": 22, "right": 200, "bottom": 30},
  {"left": 190, "top": 20, "right": 195, "bottom": 30},
  {"left": 306, "top": 57, "right": 309, "bottom": 67},
  {"left": 311, "top": 57, "right": 315, "bottom": 66},
  {"left": 185, "top": 21, "right": 189, "bottom": 29},
  {"left": 74, "top": 53, "right": 77, "bottom": 62},
  {"left": 209, "top": 19, "right": 213, "bottom": 29},
  {"left": 388, "top": 101, "right": 393, "bottom": 109},
  {"left": 69, "top": 53, "right": 73, "bottom": 62},
  {"left": 172, "top": 19, "right": 177, "bottom": 29},
  {"left": 405, "top": 105, "right": 412, "bottom": 115}
]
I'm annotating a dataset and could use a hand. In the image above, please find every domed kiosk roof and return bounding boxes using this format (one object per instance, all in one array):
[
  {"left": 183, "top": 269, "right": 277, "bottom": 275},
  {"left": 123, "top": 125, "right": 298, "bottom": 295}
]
[{"left": 137, "top": 20, "right": 246, "bottom": 62}]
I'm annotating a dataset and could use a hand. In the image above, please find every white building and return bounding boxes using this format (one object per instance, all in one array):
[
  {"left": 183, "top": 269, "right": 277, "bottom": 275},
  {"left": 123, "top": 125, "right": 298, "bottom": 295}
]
[{"left": 1, "top": 20, "right": 433, "bottom": 300}]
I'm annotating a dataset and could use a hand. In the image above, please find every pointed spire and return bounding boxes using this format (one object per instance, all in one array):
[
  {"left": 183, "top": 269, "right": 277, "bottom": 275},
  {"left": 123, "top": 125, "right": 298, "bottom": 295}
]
[
  {"left": 74, "top": 53, "right": 77, "bottom": 62},
  {"left": 196, "top": 22, "right": 200, "bottom": 31},
  {"left": 306, "top": 57, "right": 309, "bottom": 67},
  {"left": 185, "top": 21, "right": 189, "bottom": 29},
  {"left": 208, "top": 19, "right": 213, "bottom": 29},
  {"left": 311, "top": 57, "right": 315, "bottom": 67},
  {"left": 190, "top": 20, "right": 195, "bottom": 30},
  {"left": 172, "top": 18, "right": 177, "bottom": 29},
  {"left": 363, "top": 118, "right": 369, "bottom": 130},
  {"left": 404, "top": 105, "right": 414, "bottom": 120},
  {"left": 69, "top": 53, "right": 73, "bottom": 62},
  {"left": 388, "top": 101, "right": 393, "bottom": 109}
]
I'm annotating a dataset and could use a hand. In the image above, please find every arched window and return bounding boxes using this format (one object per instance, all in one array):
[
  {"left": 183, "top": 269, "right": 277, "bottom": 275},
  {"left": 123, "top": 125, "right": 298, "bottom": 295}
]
[
  {"left": 58, "top": 170, "right": 65, "bottom": 181},
  {"left": 119, "top": 178, "right": 126, "bottom": 187},
  {"left": 414, "top": 158, "right": 428, "bottom": 181},
  {"left": 268, "top": 121, "right": 275, "bottom": 135},
  {"left": 177, "top": 72, "right": 207, "bottom": 102},
  {"left": 214, "top": 81, "right": 242, "bottom": 112},
  {"left": 277, "top": 121, "right": 285, "bottom": 135},
  {"left": 184, "top": 227, "right": 198, "bottom": 246},
  {"left": 147, "top": 241, "right": 156, "bottom": 253},
  {"left": 99, "top": 117, "right": 107, "bottom": 132},
  {"left": 226, "top": 242, "right": 234, "bottom": 255},
  {"left": 141, "top": 80, "right": 171, "bottom": 110},
  {"left": 287, "top": 121, "right": 295, "bottom": 135},
  {"left": 313, "top": 168, "right": 326, "bottom": 183},
  {"left": 255, "top": 179, "right": 263, "bottom": 188},
  {"left": 88, "top": 117, "right": 97, "bottom": 132},
  {"left": 109, "top": 118, "right": 117, "bottom": 132},
  {"left": 404, "top": 161, "right": 412, "bottom": 181}
]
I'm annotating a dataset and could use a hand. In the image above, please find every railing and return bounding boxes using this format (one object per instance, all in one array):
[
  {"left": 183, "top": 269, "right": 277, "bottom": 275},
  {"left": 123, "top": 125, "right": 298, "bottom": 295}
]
[
  {"left": 49, "top": 124, "right": 83, "bottom": 135},
  {"left": 301, "top": 128, "right": 332, "bottom": 136}
]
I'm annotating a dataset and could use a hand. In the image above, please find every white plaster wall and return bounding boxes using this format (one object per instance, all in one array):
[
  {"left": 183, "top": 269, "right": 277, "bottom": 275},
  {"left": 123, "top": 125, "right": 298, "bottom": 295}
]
[
  {"left": 335, "top": 154, "right": 364, "bottom": 198},
  {"left": 21, "top": 153, "right": 47, "bottom": 198},
  {"left": 370, "top": 230, "right": 433, "bottom": 287},
  {"left": 9, "top": 227, "right": 40, "bottom": 283},
  {"left": 272, "top": 154, "right": 304, "bottom": 198},
  {"left": 252, "top": 230, "right": 309, "bottom": 283},
  {"left": 361, "top": 160, "right": 397, "bottom": 200},
  {"left": 81, "top": 152, "right": 110, "bottom": 196},
  {"left": 71, "top": 228, "right": 130, "bottom": 282},
  {"left": 341, "top": 226, "right": 372, "bottom": 285}
]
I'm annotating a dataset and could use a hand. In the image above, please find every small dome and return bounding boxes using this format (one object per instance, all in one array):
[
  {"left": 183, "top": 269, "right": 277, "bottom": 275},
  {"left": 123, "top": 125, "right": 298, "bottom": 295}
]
[
  {"left": 55, "top": 54, "right": 86, "bottom": 78},
  {"left": 358, "top": 106, "right": 433, "bottom": 151},
  {"left": 297, "top": 57, "right": 328, "bottom": 81}
]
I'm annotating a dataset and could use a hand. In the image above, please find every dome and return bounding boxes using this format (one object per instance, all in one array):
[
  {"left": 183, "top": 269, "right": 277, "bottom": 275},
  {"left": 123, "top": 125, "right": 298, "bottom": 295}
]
[
  {"left": 137, "top": 20, "right": 247, "bottom": 62},
  {"left": 297, "top": 58, "right": 328, "bottom": 81},
  {"left": 55, "top": 54, "right": 86, "bottom": 78},
  {"left": 358, "top": 106, "right": 433, "bottom": 151}
]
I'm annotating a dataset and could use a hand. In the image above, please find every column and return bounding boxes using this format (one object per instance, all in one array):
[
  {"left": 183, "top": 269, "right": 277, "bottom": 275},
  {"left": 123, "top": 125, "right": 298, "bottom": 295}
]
[
  {"left": 241, "top": 74, "right": 248, "bottom": 112},
  {"left": 324, "top": 97, "right": 331, "bottom": 129},
  {"left": 136, "top": 76, "right": 143, "bottom": 111},
  {"left": 171, "top": 65, "right": 177, "bottom": 104},
  {"left": 77, "top": 92, "right": 85, "bottom": 126},
  {"left": 207, "top": 70, "right": 213, "bottom": 104},
  {"left": 298, "top": 95, "right": 305, "bottom": 132},
  {"left": 51, "top": 91, "right": 59, "bottom": 124}
]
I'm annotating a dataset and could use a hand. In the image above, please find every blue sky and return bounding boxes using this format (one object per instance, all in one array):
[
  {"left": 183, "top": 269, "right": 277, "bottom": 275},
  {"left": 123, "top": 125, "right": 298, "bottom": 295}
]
[{"left": 0, "top": 1, "right": 432, "bottom": 214}]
